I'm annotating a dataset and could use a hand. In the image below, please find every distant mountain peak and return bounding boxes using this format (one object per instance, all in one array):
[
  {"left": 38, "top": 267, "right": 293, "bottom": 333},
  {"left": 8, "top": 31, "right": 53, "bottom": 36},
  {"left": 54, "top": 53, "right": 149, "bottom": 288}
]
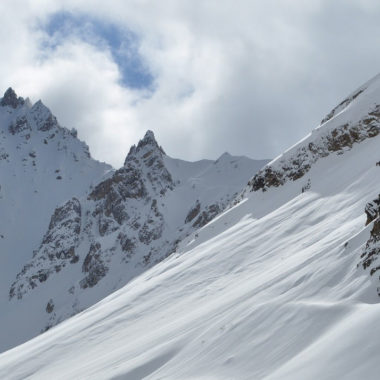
[
  {"left": 0, "top": 87, "right": 25, "bottom": 109},
  {"left": 124, "top": 130, "right": 165, "bottom": 165},
  {"left": 137, "top": 130, "right": 165, "bottom": 154},
  {"left": 141, "top": 129, "right": 157, "bottom": 144}
]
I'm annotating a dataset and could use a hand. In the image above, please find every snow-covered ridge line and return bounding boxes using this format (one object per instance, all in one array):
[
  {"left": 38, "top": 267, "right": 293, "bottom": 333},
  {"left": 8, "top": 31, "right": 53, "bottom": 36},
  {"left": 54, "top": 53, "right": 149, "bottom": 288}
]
[
  {"left": 2, "top": 121, "right": 267, "bottom": 351},
  {"left": 1, "top": 87, "right": 91, "bottom": 156},
  {"left": 248, "top": 74, "right": 380, "bottom": 192}
]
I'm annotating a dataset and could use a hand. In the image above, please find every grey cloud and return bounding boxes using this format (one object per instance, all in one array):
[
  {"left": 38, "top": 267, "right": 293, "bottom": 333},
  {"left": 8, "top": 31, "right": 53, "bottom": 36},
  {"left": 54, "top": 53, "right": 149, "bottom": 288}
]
[{"left": 1, "top": 1, "right": 380, "bottom": 167}]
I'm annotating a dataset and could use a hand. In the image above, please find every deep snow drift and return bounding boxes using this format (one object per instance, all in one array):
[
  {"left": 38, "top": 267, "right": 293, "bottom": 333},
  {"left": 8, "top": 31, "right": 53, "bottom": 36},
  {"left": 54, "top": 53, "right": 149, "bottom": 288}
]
[{"left": 1, "top": 74, "right": 380, "bottom": 379}]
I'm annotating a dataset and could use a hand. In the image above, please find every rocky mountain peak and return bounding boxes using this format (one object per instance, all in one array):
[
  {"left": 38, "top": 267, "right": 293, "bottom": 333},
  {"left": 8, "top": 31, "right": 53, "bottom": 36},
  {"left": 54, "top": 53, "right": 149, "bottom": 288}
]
[
  {"left": 140, "top": 130, "right": 160, "bottom": 148},
  {"left": 0, "top": 87, "right": 25, "bottom": 109},
  {"left": 125, "top": 130, "right": 165, "bottom": 165}
]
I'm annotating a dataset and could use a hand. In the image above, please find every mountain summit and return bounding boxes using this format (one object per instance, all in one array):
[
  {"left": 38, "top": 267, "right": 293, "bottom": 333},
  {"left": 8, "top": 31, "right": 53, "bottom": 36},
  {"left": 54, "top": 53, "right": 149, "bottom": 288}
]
[
  {"left": 0, "top": 88, "right": 25, "bottom": 108},
  {"left": 125, "top": 129, "right": 165, "bottom": 162}
]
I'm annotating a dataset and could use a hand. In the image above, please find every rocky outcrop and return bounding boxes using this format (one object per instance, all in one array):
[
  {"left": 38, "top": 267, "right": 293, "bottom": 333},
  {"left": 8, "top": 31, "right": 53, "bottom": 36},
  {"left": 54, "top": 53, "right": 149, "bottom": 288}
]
[
  {"left": 124, "top": 130, "right": 166, "bottom": 165},
  {"left": 89, "top": 167, "right": 146, "bottom": 203},
  {"left": 80, "top": 243, "right": 108, "bottom": 289},
  {"left": 192, "top": 203, "right": 221, "bottom": 228},
  {"left": 9, "top": 198, "right": 82, "bottom": 300},
  {"left": 8, "top": 116, "right": 31, "bottom": 135},
  {"left": 365, "top": 195, "right": 380, "bottom": 226},
  {"left": 360, "top": 195, "right": 380, "bottom": 295},
  {"left": 185, "top": 200, "right": 201, "bottom": 224},
  {"left": 46, "top": 299, "right": 54, "bottom": 314},
  {"left": 9, "top": 131, "right": 176, "bottom": 300},
  {"left": 0, "top": 88, "right": 25, "bottom": 109},
  {"left": 124, "top": 130, "right": 174, "bottom": 195},
  {"left": 87, "top": 131, "right": 173, "bottom": 239},
  {"left": 249, "top": 105, "right": 380, "bottom": 192},
  {"left": 138, "top": 200, "right": 165, "bottom": 245}
]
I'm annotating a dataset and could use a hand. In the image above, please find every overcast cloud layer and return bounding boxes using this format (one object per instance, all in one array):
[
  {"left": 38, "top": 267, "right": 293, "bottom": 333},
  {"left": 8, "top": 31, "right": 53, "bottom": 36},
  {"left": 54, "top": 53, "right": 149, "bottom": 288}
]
[{"left": 1, "top": 0, "right": 380, "bottom": 167}]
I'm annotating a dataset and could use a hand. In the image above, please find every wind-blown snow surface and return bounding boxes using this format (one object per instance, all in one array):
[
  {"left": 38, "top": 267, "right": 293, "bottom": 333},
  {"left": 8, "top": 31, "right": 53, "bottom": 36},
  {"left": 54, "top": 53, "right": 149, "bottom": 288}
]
[{"left": 1, "top": 78, "right": 380, "bottom": 379}]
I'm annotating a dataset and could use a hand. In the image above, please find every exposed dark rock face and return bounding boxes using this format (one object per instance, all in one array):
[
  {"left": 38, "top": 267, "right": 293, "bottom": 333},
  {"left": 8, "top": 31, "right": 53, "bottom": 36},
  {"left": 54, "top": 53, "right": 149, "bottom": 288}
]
[
  {"left": 250, "top": 167, "right": 285, "bottom": 191},
  {"left": 46, "top": 299, "right": 54, "bottom": 314},
  {"left": 89, "top": 167, "right": 146, "bottom": 202},
  {"left": 41, "top": 198, "right": 82, "bottom": 258},
  {"left": 0, "top": 88, "right": 24, "bottom": 109},
  {"left": 88, "top": 132, "right": 173, "bottom": 238},
  {"left": 10, "top": 131, "right": 175, "bottom": 300},
  {"left": 360, "top": 194, "right": 380, "bottom": 295},
  {"left": 124, "top": 130, "right": 166, "bottom": 164},
  {"left": 9, "top": 116, "right": 31, "bottom": 135},
  {"left": 9, "top": 198, "right": 82, "bottom": 300},
  {"left": 249, "top": 105, "right": 380, "bottom": 192},
  {"left": 80, "top": 243, "right": 108, "bottom": 289},
  {"left": 118, "top": 233, "right": 136, "bottom": 261},
  {"left": 89, "top": 167, "right": 146, "bottom": 236},
  {"left": 365, "top": 195, "right": 380, "bottom": 226},
  {"left": 185, "top": 200, "right": 201, "bottom": 224},
  {"left": 138, "top": 199, "right": 165, "bottom": 245},
  {"left": 193, "top": 203, "right": 221, "bottom": 228},
  {"left": 301, "top": 179, "right": 311, "bottom": 193}
]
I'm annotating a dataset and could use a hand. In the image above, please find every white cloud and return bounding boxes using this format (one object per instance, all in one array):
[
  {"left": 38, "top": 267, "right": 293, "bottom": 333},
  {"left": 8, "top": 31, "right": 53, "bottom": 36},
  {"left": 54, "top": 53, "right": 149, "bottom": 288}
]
[{"left": 1, "top": 0, "right": 380, "bottom": 167}]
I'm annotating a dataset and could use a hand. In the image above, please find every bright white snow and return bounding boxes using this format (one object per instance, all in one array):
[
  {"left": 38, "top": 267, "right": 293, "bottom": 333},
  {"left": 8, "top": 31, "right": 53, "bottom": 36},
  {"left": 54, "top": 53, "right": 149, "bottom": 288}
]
[
  {"left": 2, "top": 75, "right": 380, "bottom": 379},
  {"left": 1, "top": 118, "right": 380, "bottom": 379}
]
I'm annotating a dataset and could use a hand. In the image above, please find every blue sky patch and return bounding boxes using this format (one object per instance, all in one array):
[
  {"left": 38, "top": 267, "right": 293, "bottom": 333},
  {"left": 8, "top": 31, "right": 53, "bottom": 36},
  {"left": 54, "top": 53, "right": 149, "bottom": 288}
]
[{"left": 41, "top": 11, "right": 154, "bottom": 90}]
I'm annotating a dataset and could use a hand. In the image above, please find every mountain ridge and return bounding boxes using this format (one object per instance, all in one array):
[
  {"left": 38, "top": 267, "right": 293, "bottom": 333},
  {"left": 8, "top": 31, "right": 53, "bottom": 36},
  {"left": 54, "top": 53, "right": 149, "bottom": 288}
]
[
  {"left": 1, "top": 74, "right": 379, "bottom": 379},
  {"left": 247, "top": 73, "right": 380, "bottom": 193},
  {"left": 0, "top": 91, "right": 268, "bottom": 352}
]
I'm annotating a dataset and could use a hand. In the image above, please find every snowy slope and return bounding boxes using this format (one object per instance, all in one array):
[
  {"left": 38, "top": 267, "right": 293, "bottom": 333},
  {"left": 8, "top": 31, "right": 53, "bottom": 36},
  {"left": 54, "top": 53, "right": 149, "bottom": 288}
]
[
  {"left": 1, "top": 126, "right": 266, "bottom": 353},
  {"left": 1, "top": 75, "right": 380, "bottom": 379},
  {"left": 0, "top": 118, "right": 379, "bottom": 380}
]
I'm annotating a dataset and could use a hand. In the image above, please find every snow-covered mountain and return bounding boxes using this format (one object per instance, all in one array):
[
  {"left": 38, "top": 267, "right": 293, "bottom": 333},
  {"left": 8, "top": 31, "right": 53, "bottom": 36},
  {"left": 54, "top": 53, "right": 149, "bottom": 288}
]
[
  {"left": 0, "top": 87, "right": 111, "bottom": 345},
  {"left": 0, "top": 92, "right": 267, "bottom": 353},
  {"left": 1, "top": 74, "right": 380, "bottom": 379}
]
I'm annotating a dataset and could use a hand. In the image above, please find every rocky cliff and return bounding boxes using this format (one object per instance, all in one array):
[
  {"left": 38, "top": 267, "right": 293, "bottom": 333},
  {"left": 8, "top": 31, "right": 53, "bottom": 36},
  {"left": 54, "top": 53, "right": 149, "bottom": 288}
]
[{"left": 3, "top": 122, "right": 267, "bottom": 348}]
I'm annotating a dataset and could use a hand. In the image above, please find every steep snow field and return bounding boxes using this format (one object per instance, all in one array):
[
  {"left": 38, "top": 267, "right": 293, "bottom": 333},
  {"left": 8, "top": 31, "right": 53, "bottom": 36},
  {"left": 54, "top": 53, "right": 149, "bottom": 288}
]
[{"left": 1, "top": 119, "right": 380, "bottom": 379}]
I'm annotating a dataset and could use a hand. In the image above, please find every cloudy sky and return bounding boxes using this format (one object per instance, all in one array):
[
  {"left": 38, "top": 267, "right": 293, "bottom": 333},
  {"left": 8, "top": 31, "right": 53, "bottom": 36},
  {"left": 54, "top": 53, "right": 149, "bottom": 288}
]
[{"left": 1, "top": 0, "right": 380, "bottom": 167}]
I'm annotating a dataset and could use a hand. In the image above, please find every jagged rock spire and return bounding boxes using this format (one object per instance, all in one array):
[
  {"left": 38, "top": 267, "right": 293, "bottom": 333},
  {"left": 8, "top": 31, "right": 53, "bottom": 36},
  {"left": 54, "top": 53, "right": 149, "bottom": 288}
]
[
  {"left": 124, "top": 130, "right": 166, "bottom": 165},
  {"left": 137, "top": 130, "right": 165, "bottom": 154},
  {"left": 139, "top": 130, "right": 158, "bottom": 147},
  {"left": 0, "top": 87, "right": 24, "bottom": 109}
]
